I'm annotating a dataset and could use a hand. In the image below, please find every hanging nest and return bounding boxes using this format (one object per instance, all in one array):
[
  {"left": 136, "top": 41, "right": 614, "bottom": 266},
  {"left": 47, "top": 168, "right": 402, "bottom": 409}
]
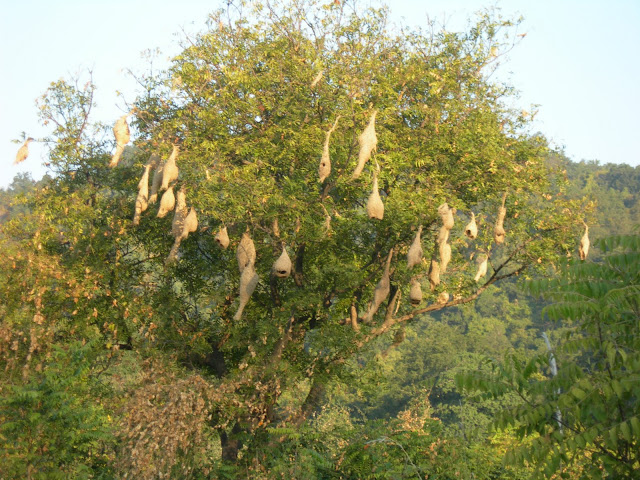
[
  {"left": 161, "top": 145, "right": 180, "bottom": 191},
  {"left": 272, "top": 218, "right": 280, "bottom": 238},
  {"left": 215, "top": 226, "right": 230, "bottom": 249},
  {"left": 579, "top": 223, "right": 590, "bottom": 260},
  {"left": 439, "top": 241, "right": 452, "bottom": 274},
  {"left": 464, "top": 212, "right": 478, "bottom": 240},
  {"left": 133, "top": 164, "right": 151, "bottom": 226},
  {"left": 319, "top": 116, "right": 340, "bottom": 183},
  {"left": 409, "top": 278, "right": 423, "bottom": 305},
  {"left": 352, "top": 110, "right": 378, "bottom": 179},
  {"left": 234, "top": 263, "right": 259, "bottom": 321},
  {"left": 157, "top": 186, "right": 175, "bottom": 218},
  {"left": 437, "top": 226, "right": 450, "bottom": 246},
  {"left": 109, "top": 114, "right": 130, "bottom": 168},
  {"left": 180, "top": 208, "right": 198, "bottom": 241},
  {"left": 166, "top": 208, "right": 197, "bottom": 263},
  {"left": 494, "top": 193, "right": 507, "bottom": 244},
  {"left": 364, "top": 250, "right": 393, "bottom": 322},
  {"left": 273, "top": 246, "right": 292, "bottom": 278},
  {"left": 494, "top": 207, "right": 507, "bottom": 243},
  {"left": 438, "top": 203, "right": 455, "bottom": 230},
  {"left": 171, "top": 188, "right": 187, "bottom": 237},
  {"left": 310, "top": 69, "right": 324, "bottom": 89},
  {"left": 14, "top": 137, "right": 34, "bottom": 165},
  {"left": 367, "top": 175, "right": 384, "bottom": 220},
  {"left": 428, "top": 259, "right": 440, "bottom": 291},
  {"left": 474, "top": 254, "right": 488, "bottom": 282},
  {"left": 437, "top": 292, "right": 450, "bottom": 304},
  {"left": 148, "top": 157, "right": 165, "bottom": 204},
  {"left": 237, "top": 231, "right": 256, "bottom": 273},
  {"left": 407, "top": 226, "right": 423, "bottom": 269}
]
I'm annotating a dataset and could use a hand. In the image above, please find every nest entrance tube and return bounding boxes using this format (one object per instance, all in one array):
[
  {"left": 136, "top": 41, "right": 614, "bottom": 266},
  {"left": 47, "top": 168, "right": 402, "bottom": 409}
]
[
  {"left": 273, "top": 246, "right": 292, "bottom": 278},
  {"left": 579, "top": 222, "right": 590, "bottom": 260},
  {"left": 352, "top": 110, "right": 378, "bottom": 179},
  {"left": 234, "top": 263, "right": 259, "bottom": 321},
  {"left": 407, "top": 226, "right": 423, "bottom": 269}
]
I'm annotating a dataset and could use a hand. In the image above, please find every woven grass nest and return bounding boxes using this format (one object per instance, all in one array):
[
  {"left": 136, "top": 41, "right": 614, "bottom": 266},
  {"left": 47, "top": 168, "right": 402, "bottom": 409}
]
[
  {"left": 171, "top": 188, "right": 187, "bottom": 237},
  {"left": 318, "top": 116, "right": 340, "bottom": 183},
  {"left": 161, "top": 145, "right": 180, "bottom": 191},
  {"left": 109, "top": 114, "right": 130, "bottom": 168},
  {"left": 352, "top": 110, "right": 378, "bottom": 179},
  {"left": 429, "top": 259, "right": 440, "bottom": 291},
  {"left": 14, "top": 137, "right": 34, "bottom": 165},
  {"left": 409, "top": 278, "right": 423, "bottom": 305},
  {"left": 215, "top": 226, "right": 230, "bottom": 249},
  {"left": 363, "top": 250, "right": 393, "bottom": 322},
  {"left": 494, "top": 193, "right": 507, "bottom": 244},
  {"left": 367, "top": 175, "right": 384, "bottom": 220},
  {"left": 407, "top": 226, "right": 423, "bottom": 269},
  {"left": 234, "top": 263, "right": 259, "bottom": 320},
  {"left": 474, "top": 254, "right": 488, "bottom": 282},
  {"left": 439, "top": 241, "right": 451, "bottom": 274},
  {"left": 133, "top": 164, "right": 151, "bottom": 226},
  {"left": 579, "top": 223, "right": 590, "bottom": 260},
  {"left": 180, "top": 208, "right": 198, "bottom": 241},
  {"left": 157, "top": 186, "right": 176, "bottom": 218},
  {"left": 438, "top": 203, "right": 455, "bottom": 230},
  {"left": 149, "top": 156, "right": 165, "bottom": 204},
  {"left": 273, "top": 246, "right": 292, "bottom": 278},
  {"left": 237, "top": 231, "right": 256, "bottom": 273},
  {"left": 166, "top": 208, "right": 198, "bottom": 264},
  {"left": 464, "top": 212, "right": 478, "bottom": 240}
]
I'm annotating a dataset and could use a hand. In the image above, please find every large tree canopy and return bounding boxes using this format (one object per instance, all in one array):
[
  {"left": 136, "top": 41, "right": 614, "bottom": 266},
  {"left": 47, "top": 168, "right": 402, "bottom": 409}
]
[{"left": 1, "top": 0, "right": 591, "bottom": 477}]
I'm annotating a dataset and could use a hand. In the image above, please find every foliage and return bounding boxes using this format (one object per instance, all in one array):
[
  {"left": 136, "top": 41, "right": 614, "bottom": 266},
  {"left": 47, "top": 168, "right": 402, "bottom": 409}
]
[
  {"left": 0, "top": 341, "right": 115, "bottom": 479},
  {"left": 458, "top": 233, "right": 640, "bottom": 478}
]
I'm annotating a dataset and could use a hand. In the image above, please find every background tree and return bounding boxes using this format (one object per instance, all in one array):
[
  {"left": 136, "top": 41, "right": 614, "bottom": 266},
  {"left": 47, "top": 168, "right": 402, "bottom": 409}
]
[{"left": 458, "top": 233, "right": 640, "bottom": 478}]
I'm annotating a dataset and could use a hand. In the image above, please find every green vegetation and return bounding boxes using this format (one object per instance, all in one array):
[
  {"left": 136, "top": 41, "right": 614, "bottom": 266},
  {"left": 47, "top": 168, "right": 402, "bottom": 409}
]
[{"left": 1, "top": 1, "right": 638, "bottom": 478}]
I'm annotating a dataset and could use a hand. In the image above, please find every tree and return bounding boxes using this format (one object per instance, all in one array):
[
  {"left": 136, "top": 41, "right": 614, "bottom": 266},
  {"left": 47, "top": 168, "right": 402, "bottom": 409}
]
[
  {"left": 1, "top": 0, "right": 588, "bottom": 475},
  {"left": 458, "top": 233, "right": 640, "bottom": 478}
]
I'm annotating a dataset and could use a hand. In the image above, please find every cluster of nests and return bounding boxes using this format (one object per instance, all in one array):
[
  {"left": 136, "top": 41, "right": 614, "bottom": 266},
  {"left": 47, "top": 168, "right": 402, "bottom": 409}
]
[{"left": 111, "top": 106, "right": 591, "bottom": 322}]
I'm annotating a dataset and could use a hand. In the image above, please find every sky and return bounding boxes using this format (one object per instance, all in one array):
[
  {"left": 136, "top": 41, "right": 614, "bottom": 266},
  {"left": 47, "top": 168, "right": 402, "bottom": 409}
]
[{"left": 2, "top": 0, "right": 639, "bottom": 189}]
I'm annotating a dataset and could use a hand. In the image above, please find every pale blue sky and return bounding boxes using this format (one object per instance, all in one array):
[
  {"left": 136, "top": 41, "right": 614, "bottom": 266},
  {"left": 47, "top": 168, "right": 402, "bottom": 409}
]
[{"left": 2, "top": 0, "right": 639, "bottom": 189}]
